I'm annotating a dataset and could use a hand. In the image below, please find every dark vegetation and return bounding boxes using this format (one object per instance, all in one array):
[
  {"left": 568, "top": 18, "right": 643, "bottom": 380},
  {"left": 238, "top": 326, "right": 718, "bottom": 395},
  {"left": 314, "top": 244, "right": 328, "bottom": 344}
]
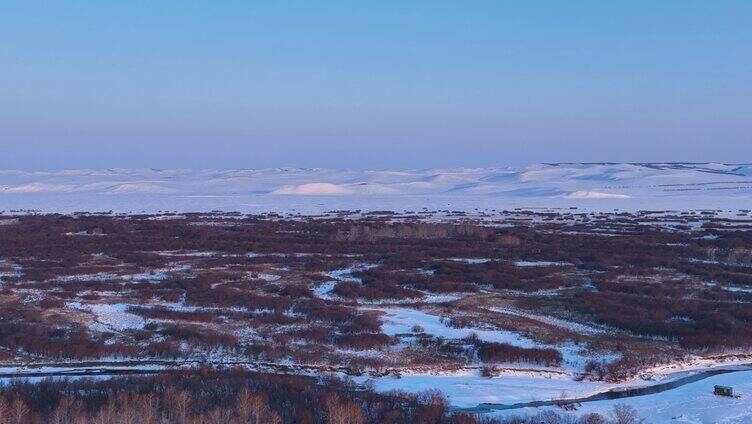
[
  {"left": 0, "top": 212, "right": 749, "bottom": 373},
  {"left": 473, "top": 339, "right": 562, "bottom": 367},
  {"left": 0, "top": 368, "right": 477, "bottom": 423},
  {"left": 0, "top": 368, "right": 643, "bottom": 423}
]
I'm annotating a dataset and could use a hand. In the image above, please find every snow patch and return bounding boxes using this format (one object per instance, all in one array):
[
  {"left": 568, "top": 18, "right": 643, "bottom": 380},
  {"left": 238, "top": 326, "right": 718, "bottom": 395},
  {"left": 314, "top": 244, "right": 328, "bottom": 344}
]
[
  {"left": 565, "top": 191, "right": 631, "bottom": 199},
  {"left": 372, "top": 307, "right": 541, "bottom": 348},
  {"left": 514, "top": 261, "right": 572, "bottom": 267},
  {"left": 273, "top": 183, "right": 352, "bottom": 196},
  {"left": 448, "top": 258, "right": 494, "bottom": 264},
  {"left": 365, "top": 371, "right": 612, "bottom": 408},
  {"left": 66, "top": 302, "right": 146, "bottom": 332}
]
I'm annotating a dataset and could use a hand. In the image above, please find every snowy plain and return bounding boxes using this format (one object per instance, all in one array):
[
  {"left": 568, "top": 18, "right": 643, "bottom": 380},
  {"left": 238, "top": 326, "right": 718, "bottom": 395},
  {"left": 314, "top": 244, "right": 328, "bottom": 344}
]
[
  {"left": 1, "top": 163, "right": 751, "bottom": 214},
  {"left": 489, "top": 370, "right": 752, "bottom": 424},
  {"left": 364, "top": 372, "right": 614, "bottom": 408}
]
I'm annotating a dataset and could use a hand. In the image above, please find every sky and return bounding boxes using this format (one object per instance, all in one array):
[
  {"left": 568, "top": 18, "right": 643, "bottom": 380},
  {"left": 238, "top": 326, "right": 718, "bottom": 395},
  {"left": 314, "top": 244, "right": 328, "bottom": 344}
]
[{"left": 1, "top": 1, "right": 751, "bottom": 170}]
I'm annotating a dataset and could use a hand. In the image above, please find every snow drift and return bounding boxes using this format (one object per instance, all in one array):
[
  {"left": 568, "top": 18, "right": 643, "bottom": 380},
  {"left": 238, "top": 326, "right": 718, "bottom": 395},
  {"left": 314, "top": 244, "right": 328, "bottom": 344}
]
[{"left": 0, "top": 163, "right": 750, "bottom": 213}]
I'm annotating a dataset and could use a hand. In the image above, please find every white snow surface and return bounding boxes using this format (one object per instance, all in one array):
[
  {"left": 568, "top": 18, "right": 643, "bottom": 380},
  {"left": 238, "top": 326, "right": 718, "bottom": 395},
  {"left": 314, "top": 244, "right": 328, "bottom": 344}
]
[
  {"left": 492, "top": 370, "right": 752, "bottom": 424},
  {"left": 365, "top": 371, "right": 613, "bottom": 408},
  {"left": 54, "top": 264, "right": 190, "bottom": 283},
  {"left": 448, "top": 258, "right": 494, "bottom": 264},
  {"left": 313, "top": 264, "right": 378, "bottom": 300},
  {"left": 373, "top": 307, "right": 541, "bottom": 347},
  {"left": 66, "top": 302, "right": 146, "bottom": 332},
  {"left": 565, "top": 191, "right": 631, "bottom": 199},
  {"left": 514, "top": 261, "right": 573, "bottom": 267},
  {"left": 257, "top": 273, "right": 282, "bottom": 282},
  {"left": 370, "top": 307, "right": 600, "bottom": 371},
  {"left": 1, "top": 163, "right": 751, "bottom": 213}
]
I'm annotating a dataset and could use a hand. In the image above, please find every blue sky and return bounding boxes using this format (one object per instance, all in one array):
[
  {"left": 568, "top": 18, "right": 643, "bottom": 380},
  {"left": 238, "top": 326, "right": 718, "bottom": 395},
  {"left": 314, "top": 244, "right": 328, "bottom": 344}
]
[{"left": 1, "top": 1, "right": 750, "bottom": 170}]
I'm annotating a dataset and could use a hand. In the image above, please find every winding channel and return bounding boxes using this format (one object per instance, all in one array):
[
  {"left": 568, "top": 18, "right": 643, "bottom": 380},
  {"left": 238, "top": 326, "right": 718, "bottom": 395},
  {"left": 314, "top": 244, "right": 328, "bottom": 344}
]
[{"left": 2, "top": 359, "right": 751, "bottom": 416}]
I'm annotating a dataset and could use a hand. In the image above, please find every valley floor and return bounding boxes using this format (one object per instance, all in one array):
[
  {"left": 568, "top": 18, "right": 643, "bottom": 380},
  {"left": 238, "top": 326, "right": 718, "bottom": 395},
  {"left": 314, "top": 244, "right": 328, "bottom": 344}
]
[{"left": 1, "top": 210, "right": 751, "bottom": 422}]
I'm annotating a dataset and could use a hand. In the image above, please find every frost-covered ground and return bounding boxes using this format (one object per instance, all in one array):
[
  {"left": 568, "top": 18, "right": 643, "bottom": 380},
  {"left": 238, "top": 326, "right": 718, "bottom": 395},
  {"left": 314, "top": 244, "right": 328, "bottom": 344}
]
[
  {"left": 368, "top": 306, "right": 597, "bottom": 371},
  {"left": 490, "top": 371, "right": 752, "bottom": 424},
  {"left": 363, "top": 371, "right": 614, "bottom": 408},
  {"left": 489, "top": 307, "right": 608, "bottom": 336},
  {"left": 66, "top": 302, "right": 146, "bottom": 332},
  {"left": 373, "top": 307, "right": 542, "bottom": 348},
  {"left": 1, "top": 163, "right": 751, "bottom": 213},
  {"left": 314, "top": 265, "right": 465, "bottom": 304},
  {"left": 514, "top": 261, "right": 573, "bottom": 268}
]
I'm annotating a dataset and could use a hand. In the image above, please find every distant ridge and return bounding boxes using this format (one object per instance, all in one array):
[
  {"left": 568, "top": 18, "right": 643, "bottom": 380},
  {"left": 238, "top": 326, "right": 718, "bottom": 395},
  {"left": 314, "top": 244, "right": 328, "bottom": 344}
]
[{"left": 1, "top": 163, "right": 750, "bottom": 213}]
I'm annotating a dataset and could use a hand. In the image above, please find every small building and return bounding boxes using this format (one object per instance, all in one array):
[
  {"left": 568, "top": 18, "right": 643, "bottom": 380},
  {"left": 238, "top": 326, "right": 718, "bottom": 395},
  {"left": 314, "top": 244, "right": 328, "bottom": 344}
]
[{"left": 714, "top": 385, "right": 734, "bottom": 397}]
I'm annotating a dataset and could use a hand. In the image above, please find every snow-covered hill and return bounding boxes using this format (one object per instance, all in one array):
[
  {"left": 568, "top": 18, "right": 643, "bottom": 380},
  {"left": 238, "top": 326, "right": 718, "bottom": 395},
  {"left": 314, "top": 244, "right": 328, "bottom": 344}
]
[{"left": 1, "top": 163, "right": 750, "bottom": 213}]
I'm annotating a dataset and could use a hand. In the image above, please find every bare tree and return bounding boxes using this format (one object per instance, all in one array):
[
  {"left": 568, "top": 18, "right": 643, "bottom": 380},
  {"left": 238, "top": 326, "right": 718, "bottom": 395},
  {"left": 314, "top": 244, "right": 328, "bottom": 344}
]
[
  {"left": 9, "top": 397, "right": 29, "bottom": 424},
  {"left": 235, "top": 389, "right": 280, "bottom": 424},
  {"left": 166, "top": 389, "right": 192, "bottom": 424},
  {"left": 0, "top": 397, "right": 9, "bottom": 424},
  {"left": 116, "top": 394, "right": 139, "bottom": 424},
  {"left": 579, "top": 412, "right": 607, "bottom": 424},
  {"left": 90, "top": 400, "right": 116, "bottom": 424},
  {"left": 324, "top": 394, "right": 364, "bottom": 424},
  {"left": 49, "top": 397, "right": 82, "bottom": 424},
  {"left": 609, "top": 404, "right": 644, "bottom": 424},
  {"left": 135, "top": 393, "right": 160, "bottom": 424}
]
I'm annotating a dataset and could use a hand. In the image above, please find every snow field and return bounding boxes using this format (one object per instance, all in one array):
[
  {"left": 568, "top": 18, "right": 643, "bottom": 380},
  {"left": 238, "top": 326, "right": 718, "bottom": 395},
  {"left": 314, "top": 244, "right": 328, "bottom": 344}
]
[
  {"left": 66, "top": 302, "right": 146, "bottom": 332},
  {"left": 489, "top": 370, "right": 752, "bottom": 424}
]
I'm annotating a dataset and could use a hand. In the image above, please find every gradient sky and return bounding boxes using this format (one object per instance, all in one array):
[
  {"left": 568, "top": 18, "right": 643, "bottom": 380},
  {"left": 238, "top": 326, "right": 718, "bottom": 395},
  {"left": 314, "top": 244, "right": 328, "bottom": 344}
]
[{"left": 2, "top": 1, "right": 751, "bottom": 170}]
